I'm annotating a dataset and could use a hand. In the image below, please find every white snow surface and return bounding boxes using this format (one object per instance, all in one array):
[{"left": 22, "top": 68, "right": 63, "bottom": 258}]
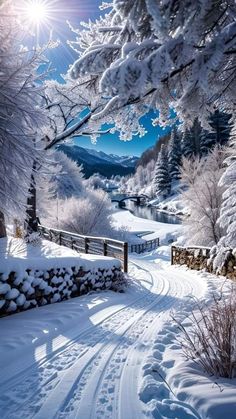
[
  {"left": 113, "top": 209, "right": 182, "bottom": 243},
  {"left": 0, "top": 240, "right": 235, "bottom": 418},
  {"left": 0, "top": 237, "right": 121, "bottom": 276}
]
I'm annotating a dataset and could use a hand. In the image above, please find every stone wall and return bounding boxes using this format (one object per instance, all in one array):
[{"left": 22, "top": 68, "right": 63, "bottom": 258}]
[
  {"left": 171, "top": 246, "right": 211, "bottom": 270},
  {"left": 171, "top": 245, "right": 236, "bottom": 280},
  {"left": 0, "top": 265, "right": 126, "bottom": 317}
]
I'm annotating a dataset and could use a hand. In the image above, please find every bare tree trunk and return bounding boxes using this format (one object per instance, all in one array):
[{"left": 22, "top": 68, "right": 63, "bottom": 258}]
[
  {"left": 26, "top": 160, "right": 38, "bottom": 233},
  {"left": 0, "top": 211, "right": 6, "bottom": 238}
]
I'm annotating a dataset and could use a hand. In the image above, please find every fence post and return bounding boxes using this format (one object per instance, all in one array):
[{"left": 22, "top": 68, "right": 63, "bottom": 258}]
[
  {"left": 103, "top": 240, "right": 108, "bottom": 256},
  {"left": 171, "top": 246, "right": 175, "bottom": 265},
  {"left": 85, "top": 237, "right": 89, "bottom": 254},
  {"left": 124, "top": 242, "right": 128, "bottom": 273}
]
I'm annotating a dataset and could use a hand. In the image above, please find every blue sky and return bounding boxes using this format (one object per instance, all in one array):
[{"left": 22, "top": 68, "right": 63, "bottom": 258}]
[{"left": 30, "top": 0, "right": 170, "bottom": 156}]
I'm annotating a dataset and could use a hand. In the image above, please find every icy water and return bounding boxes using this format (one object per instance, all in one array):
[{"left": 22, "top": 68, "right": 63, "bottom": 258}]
[{"left": 110, "top": 193, "right": 181, "bottom": 225}]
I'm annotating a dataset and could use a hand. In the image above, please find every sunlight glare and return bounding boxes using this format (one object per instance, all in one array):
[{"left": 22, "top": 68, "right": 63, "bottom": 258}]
[{"left": 23, "top": 0, "right": 50, "bottom": 25}]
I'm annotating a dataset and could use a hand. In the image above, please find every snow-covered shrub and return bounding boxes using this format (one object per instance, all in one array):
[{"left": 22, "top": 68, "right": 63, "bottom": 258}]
[
  {"left": 45, "top": 189, "right": 115, "bottom": 237},
  {"left": 24, "top": 232, "right": 41, "bottom": 246},
  {"left": 176, "top": 286, "right": 236, "bottom": 379},
  {"left": 180, "top": 147, "right": 226, "bottom": 246},
  {"left": 85, "top": 174, "right": 108, "bottom": 190}
]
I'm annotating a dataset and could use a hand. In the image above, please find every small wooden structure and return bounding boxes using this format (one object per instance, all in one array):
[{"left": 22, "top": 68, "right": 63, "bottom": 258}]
[
  {"left": 130, "top": 238, "right": 159, "bottom": 254},
  {"left": 38, "top": 224, "right": 129, "bottom": 273}
]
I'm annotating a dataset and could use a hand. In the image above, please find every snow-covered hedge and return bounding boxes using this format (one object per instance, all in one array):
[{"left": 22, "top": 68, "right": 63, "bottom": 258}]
[{"left": 0, "top": 264, "right": 126, "bottom": 316}]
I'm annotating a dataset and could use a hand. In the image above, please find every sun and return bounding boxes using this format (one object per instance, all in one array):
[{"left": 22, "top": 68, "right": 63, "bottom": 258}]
[
  {"left": 21, "top": 0, "right": 51, "bottom": 25},
  {"left": 25, "top": 1, "right": 48, "bottom": 23}
]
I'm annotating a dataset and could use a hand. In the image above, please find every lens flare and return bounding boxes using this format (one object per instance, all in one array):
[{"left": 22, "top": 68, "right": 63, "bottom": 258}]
[{"left": 24, "top": 1, "right": 48, "bottom": 23}]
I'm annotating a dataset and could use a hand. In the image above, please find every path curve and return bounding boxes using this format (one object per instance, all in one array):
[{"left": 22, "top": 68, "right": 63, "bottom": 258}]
[{"left": 0, "top": 254, "right": 207, "bottom": 419}]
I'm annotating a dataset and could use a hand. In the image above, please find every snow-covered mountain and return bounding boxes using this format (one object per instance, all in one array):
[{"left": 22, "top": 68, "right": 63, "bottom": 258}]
[
  {"left": 84, "top": 148, "right": 139, "bottom": 167},
  {"left": 58, "top": 144, "right": 139, "bottom": 178}
]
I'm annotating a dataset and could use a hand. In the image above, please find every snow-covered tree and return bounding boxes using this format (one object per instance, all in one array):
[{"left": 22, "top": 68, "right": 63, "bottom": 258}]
[
  {"left": 37, "top": 151, "right": 85, "bottom": 220},
  {"left": 216, "top": 125, "right": 236, "bottom": 251},
  {"left": 182, "top": 119, "right": 201, "bottom": 158},
  {"left": 168, "top": 127, "right": 182, "bottom": 180},
  {"left": 45, "top": 189, "right": 114, "bottom": 237},
  {"left": 123, "top": 159, "right": 156, "bottom": 196},
  {"left": 69, "top": 1, "right": 236, "bottom": 136},
  {"left": 0, "top": 2, "right": 46, "bottom": 236},
  {"left": 200, "top": 110, "right": 232, "bottom": 155},
  {"left": 85, "top": 174, "right": 107, "bottom": 190},
  {"left": 153, "top": 145, "right": 171, "bottom": 198},
  {"left": 180, "top": 147, "right": 226, "bottom": 246}
]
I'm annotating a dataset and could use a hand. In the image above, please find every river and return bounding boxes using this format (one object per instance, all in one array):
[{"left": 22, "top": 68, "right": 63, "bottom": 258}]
[{"left": 110, "top": 193, "right": 181, "bottom": 225}]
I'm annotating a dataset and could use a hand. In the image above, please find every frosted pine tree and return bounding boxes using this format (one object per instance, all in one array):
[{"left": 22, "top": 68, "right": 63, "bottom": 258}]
[
  {"left": 182, "top": 120, "right": 202, "bottom": 158},
  {"left": 168, "top": 127, "right": 182, "bottom": 180},
  {"left": 200, "top": 111, "right": 232, "bottom": 155},
  {"left": 153, "top": 145, "right": 171, "bottom": 199}
]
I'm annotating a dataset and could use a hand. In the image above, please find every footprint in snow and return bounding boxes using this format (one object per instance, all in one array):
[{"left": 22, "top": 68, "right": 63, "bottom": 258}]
[{"left": 153, "top": 400, "right": 200, "bottom": 419}]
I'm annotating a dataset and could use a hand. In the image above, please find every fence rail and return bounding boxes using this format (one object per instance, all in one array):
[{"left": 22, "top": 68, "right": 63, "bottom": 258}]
[
  {"left": 130, "top": 238, "right": 159, "bottom": 254},
  {"left": 38, "top": 224, "right": 128, "bottom": 273}
]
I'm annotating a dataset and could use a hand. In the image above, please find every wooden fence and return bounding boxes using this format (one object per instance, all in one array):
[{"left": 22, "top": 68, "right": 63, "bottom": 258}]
[
  {"left": 38, "top": 224, "right": 128, "bottom": 273},
  {"left": 130, "top": 238, "right": 159, "bottom": 254}
]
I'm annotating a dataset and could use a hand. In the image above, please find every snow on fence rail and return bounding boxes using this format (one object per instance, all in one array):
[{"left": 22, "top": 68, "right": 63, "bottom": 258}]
[
  {"left": 38, "top": 224, "right": 128, "bottom": 273},
  {"left": 130, "top": 238, "right": 159, "bottom": 254}
]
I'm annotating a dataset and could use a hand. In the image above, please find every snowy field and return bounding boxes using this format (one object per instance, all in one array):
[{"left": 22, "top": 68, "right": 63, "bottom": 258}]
[{"left": 112, "top": 209, "right": 182, "bottom": 243}]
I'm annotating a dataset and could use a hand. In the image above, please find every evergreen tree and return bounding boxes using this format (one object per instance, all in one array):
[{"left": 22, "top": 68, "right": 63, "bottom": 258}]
[
  {"left": 182, "top": 119, "right": 201, "bottom": 158},
  {"left": 153, "top": 145, "right": 171, "bottom": 198},
  {"left": 168, "top": 127, "right": 182, "bottom": 180},
  {"left": 200, "top": 111, "right": 232, "bottom": 155}
]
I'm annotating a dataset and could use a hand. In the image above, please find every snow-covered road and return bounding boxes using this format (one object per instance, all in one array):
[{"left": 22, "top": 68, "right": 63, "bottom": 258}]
[{"left": 0, "top": 249, "right": 208, "bottom": 419}]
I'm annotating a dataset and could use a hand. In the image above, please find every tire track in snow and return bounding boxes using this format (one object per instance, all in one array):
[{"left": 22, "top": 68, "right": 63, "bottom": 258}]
[
  {"left": 0, "top": 257, "right": 206, "bottom": 419},
  {"left": 56, "top": 263, "right": 170, "bottom": 419},
  {"left": 57, "top": 259, "right": 198, "bottom": 419},
  {"left": 0, "top": 265, "right": 162, "bottom": 418}
]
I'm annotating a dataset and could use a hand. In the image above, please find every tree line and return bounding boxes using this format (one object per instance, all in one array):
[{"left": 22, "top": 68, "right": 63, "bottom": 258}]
[{"left": 153, "top": 110, "right": 232, "bottom": 198}]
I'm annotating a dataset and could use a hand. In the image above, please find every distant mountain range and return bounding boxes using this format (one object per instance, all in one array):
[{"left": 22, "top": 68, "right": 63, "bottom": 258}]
[{"left": 58, "top": 144, "right": 139, "bottom": 178}]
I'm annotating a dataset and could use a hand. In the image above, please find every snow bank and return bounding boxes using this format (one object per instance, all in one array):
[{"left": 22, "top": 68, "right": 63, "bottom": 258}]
[
  {"left": 112, "top": 210, "right": 182, "bottom": 244},
  {"left": 149, "top": 183, "right": 188, "bottom": 217},
  {"left": 140, "top": 311, "right": 236, "bottom": 419},
  {"left": 0, "top": 238, "right": 125, "bottom": 316}
]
